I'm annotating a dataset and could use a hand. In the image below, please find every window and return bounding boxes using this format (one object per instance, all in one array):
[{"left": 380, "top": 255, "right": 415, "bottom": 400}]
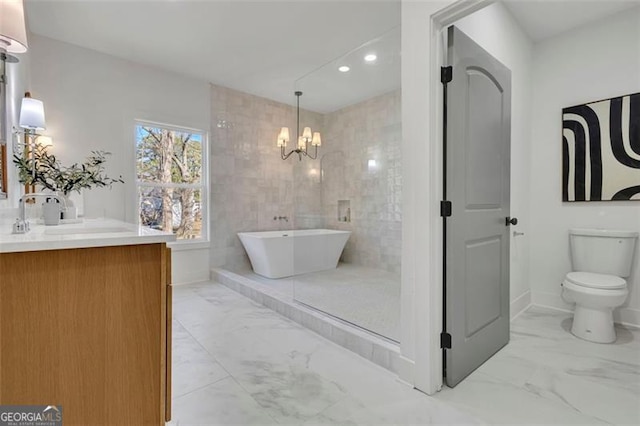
[{"left": 135, "top": 121, "right": 207, "bottom": 242}]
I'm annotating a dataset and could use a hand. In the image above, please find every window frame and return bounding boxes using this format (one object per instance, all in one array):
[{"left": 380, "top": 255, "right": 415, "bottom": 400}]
[{"left": 133, "top": 119, "right": 209, "bottom": 250}]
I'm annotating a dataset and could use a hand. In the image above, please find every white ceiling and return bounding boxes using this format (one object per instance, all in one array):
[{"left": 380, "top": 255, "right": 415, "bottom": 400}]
[
  {"left": 24, "top": 0, "right": 400, "bottom": 111},
  {"left": 24, "top": 0, "right": 640, "bottom": 113},
  {"left": 504, "top": 0, "right": 640, "bottom": 42},
  {"left": 296, "top": 26, "right": 400, "bottom": 113}
]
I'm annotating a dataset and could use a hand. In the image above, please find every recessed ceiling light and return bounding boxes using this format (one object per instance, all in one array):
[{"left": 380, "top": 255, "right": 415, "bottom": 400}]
[
  {"left": 364, "top": 53, "right": 377, "bottom": 62},
  {"left": 338, "top": 65, "right": 350, "bottom": 73}
]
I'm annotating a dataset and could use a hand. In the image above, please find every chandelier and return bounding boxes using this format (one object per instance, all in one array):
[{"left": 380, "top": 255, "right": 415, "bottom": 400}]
[{"left": 277, "top": 91, "right": 321, "bottom": 160}]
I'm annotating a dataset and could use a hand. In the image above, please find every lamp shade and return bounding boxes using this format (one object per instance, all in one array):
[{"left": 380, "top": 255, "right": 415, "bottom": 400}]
[
  {"left": 312, "top": 132, "right": 321, "bottom": 147},
  {"left": 277, "top": 127, "right": 289, "bottom": 147},
  {"left": 302, "top": 127, "right": 312, "bottom": 141},
  {"left": 0, "top": 0, "right": 28, "bottom": 53},
  {"left": 19, "top": 94, "right": 46, "bottom": 130}
]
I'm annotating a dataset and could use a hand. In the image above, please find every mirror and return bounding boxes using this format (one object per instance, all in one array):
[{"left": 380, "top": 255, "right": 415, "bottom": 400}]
[
  {"left": 0, "top": 51, "right": 25, "bottom": 200},
  {"left": 0, "top": 52, "right": 12, "bottom": 200}
]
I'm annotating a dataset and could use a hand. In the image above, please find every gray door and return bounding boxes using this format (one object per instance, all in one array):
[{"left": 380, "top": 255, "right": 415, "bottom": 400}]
[{"left": 444, "top": 26, "right": 512, "bottom": 387}]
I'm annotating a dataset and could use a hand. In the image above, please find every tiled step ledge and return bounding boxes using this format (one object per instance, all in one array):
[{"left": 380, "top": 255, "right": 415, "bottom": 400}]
[{"left": 211, "top": 267, "right": 400, "bottom": 374}]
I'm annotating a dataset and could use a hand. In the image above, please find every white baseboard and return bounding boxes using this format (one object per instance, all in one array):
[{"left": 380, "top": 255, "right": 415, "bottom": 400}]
[
  {"left": 531, "top": 290, "right": 640, "bottom": 328},
  {"left": 531, "top": 290, "right": 574, "bottom": 313},
  {"left": 614, "top": 307, "right": 640, "bottom": 329},
  {"left": 510, "top": 290, "right": 531, "bottom": 320},
  {"left": 171, "top": 279, "right": 211, "bottom": 287},
  {"left": 171, "top": 249, "right": 210, "bottom": 285},
  {"left": 396, "top": 355, "right": 415, "bottom": 386},
  {"left": 172, "top": 272, "right": 210, "bottom": 286}
]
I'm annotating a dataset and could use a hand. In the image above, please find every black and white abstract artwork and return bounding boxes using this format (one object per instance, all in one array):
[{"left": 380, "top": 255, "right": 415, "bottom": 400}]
[{"left": 562, "top": 92, "right": 640, "bottom": 202}]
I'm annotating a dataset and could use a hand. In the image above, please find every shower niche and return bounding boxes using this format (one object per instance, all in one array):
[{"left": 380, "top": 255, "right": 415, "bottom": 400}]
[{"left": 337, "top": 200, "right": 351, "bottom": 222}]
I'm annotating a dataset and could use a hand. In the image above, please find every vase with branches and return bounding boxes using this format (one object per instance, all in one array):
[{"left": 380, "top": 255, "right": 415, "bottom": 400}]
[{"left": 13, "top": 145, "right": 124, "bottom": 215}]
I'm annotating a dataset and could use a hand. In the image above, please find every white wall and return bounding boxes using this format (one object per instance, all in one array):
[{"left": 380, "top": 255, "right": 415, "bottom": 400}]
[
  {"left": 529, "top": 8, "right": 640, "bottom": 326},
  {"left": 29, "top": 35, "right": 212, "bottom": 284},
  {"left": 455, "top": 2, "right": 534, "bottom": 317}
]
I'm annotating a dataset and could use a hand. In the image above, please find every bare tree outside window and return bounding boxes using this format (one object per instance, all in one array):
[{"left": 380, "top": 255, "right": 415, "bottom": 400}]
[{"left": 135, "top": 123, "right": 205, "bottom": 240}]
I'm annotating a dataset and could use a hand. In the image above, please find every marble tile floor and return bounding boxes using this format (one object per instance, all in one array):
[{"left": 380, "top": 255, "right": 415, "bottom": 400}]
[
  {"left": 228, "top": 263, "right": 401, "bottom": 342},
  {"left": 212, "top": 267, "right": 400, "bottom": 374},
  {"left": 435, "top": 306, "right": 640, "bottom": 425},
  {"left": 170, "top": 281, "right": 640, "bottom": 425},
  {"left": 169, "top": 281, "right": 479, "bottom": 426}
]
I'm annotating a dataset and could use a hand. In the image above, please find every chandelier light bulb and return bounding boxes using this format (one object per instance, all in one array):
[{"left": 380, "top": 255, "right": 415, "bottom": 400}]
[{"left": 297, "top": 136, "right": 306, "bottom": 150}]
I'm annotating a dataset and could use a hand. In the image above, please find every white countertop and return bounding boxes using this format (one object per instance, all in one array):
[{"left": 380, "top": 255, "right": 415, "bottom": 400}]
[{"left": 0, "top": 218, "right": 176, "bottom": 253}]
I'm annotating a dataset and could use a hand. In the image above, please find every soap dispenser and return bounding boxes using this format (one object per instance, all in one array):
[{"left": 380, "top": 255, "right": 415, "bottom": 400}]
[{"left": 42, "top": 198, "right": 61, "bottom": 226}]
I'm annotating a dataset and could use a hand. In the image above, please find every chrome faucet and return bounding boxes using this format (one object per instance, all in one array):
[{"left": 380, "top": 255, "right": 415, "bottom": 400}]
[{"left": 13, "top": 193, "right": 65, "bottom": 234}]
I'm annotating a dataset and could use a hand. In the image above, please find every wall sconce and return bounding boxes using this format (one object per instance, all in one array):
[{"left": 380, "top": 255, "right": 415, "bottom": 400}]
[
  {"left": 13, "top": 92, "right": 47, "bottom": 186},
  {"left": 14, "top": 91, "right": 47, "bottom": 147},
  {"left": 19, "top": 92, "right": 46, "bottom": 130},
  {"left": 278, "top": 91, "right": 321, "bottom": 161}
]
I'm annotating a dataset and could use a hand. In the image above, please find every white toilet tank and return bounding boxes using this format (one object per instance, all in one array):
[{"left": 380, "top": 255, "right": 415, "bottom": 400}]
[{"left": 570, "top": 229, "right": 638, "bottom": 277}]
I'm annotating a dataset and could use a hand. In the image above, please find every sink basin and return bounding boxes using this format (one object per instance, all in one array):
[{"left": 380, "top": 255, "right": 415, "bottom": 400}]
[{"left": 44, "top": 226, "right": 132, "bottom": 235}]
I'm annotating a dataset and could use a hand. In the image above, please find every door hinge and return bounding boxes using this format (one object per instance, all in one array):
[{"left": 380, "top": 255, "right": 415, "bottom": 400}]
[
  {"left": 440, "top": 200, "right": 452, "bottom": 217},
  {"left": 441, "top": 332, "right": 452, "bottom": 349},
  {"left": 441, "top": 66, "right": 453, "bottom": 84}
]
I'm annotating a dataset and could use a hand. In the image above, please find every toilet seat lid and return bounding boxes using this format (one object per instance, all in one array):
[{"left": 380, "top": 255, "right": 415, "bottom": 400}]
[{"left": 566, "top": 272, "right": 626, "bottom": 289}]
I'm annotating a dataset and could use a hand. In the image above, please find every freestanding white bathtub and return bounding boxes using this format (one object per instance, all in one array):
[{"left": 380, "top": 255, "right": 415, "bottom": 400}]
[{"left": 237, "top": 229, "right": 351, "bottom": 279}]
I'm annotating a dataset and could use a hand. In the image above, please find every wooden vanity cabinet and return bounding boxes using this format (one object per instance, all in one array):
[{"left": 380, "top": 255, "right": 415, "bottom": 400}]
[{"left": 0, "top": 243, "right": 172, "bottom": 425}]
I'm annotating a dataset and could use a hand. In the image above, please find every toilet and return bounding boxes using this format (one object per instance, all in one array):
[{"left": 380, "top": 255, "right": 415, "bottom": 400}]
[{"left": 562, "top": 228, "right": 638, "bottom": 343}]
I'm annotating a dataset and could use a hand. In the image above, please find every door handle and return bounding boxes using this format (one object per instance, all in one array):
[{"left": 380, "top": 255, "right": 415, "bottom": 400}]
[{"left": 505, "top": 217, "right": 518, "bottom": 226}]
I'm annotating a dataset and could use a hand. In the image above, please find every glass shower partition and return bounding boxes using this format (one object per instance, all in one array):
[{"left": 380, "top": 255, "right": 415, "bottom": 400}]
[{"left": 291, "top": 27, "right": 402, "bottom": 343}]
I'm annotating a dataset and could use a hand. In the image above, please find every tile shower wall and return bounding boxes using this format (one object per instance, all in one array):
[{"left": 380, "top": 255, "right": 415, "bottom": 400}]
[
  {"left": 319, "top": 90, "right": 402, "bottom": 274},
  {"left": 211, "top": 84, "right": 401, "bottom": 274},
  {"left": 210, "top": 84, "right": 323, "bottom": 270}
]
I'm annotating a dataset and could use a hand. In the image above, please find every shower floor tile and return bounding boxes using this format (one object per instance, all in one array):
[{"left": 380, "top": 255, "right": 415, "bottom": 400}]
[{"left": 228, "top": 263, "right": 400, "bottom": 342}]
